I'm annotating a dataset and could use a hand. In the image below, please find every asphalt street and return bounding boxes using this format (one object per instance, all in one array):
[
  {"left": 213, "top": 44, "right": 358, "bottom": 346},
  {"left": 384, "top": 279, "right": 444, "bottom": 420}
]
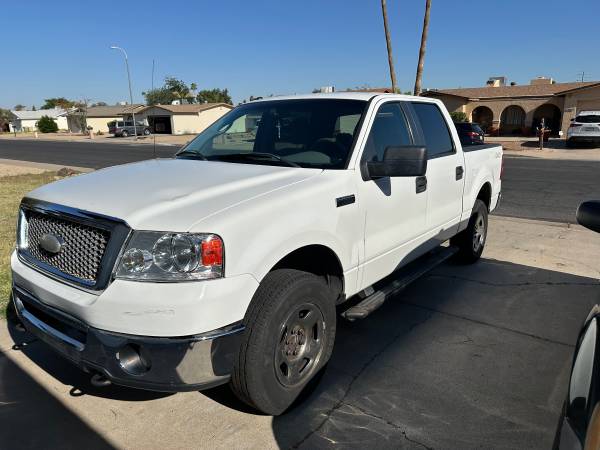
[{"left": 1, "top": 139, "right": 600, "bottom": 223}]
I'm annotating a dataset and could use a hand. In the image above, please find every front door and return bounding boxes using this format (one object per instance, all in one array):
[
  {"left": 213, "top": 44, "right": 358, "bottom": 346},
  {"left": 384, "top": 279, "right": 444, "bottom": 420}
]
[{"left": 357, "top": 101, "right": 429, "bottom": 289}]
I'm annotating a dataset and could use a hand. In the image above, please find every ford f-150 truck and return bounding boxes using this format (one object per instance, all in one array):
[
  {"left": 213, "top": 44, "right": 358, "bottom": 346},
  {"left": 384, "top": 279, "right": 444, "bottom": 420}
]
[{"left": 10, "top": 93, "right": 502, "bottom": 415}]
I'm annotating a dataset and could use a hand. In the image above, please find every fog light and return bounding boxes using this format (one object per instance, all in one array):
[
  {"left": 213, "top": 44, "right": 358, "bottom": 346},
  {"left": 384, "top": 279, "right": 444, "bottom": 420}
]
[{"left": 116, "top": 344, "right": 151, "bottom": 375}]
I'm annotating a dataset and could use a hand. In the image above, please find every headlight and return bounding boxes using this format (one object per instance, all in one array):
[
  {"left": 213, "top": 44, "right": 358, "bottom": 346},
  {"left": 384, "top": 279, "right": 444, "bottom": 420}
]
[
  {"left": 115, "top": 231, "right": 224, "bottom": 281},
  {"left": 16, "top": 208, "right": 29, "bottom": 250}
]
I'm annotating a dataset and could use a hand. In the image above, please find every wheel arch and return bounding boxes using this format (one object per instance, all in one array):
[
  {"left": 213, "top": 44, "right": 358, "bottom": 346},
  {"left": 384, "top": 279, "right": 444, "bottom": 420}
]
[{"left": 476, "top": 181, "right": 492, "bottom": 211}]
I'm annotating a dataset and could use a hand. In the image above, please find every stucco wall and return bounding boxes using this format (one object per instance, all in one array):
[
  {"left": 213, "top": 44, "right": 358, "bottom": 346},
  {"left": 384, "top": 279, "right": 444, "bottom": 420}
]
[
  {"left": 464, "top": 97, "right": 564, "bottom": 128},
  {"left": 171, "top": 106, "right": 231, "bottom": 135},
  {"left": 86, "top": 117, "right": 121, "bottom": 133},
  {"left": 561, "top": 86, "right": 600, "bottom": 134}
]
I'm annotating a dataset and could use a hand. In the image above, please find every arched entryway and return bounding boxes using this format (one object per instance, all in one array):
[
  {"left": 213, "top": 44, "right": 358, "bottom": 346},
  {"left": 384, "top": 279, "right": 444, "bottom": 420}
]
[
  {"left": 532, "top": 104, "right": 562, "bottom": 136},
  {"left": 500, "top": 105, "right": 526, "bottom": 135},
  {"left": 471, "top": 106, "right": 493, "bottom": 131}
]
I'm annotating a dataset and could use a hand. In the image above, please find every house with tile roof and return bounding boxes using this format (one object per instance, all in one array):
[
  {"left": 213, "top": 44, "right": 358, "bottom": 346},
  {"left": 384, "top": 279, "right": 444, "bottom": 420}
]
[{"left": 422, "top": 76, "right": 600, "bottom": 136}]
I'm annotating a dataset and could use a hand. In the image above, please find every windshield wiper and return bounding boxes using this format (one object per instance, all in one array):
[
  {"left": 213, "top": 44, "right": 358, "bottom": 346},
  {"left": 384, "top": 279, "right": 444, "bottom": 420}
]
[
  {"left": 176, "top": 151, "right": 207, "bottom": 160},
  {"left": 215, "top": 152, "right": 301, "bottom": 168}
]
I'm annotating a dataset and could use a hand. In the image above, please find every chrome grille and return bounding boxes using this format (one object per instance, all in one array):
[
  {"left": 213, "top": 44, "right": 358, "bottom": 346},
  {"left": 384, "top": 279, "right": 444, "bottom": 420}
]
[{"left": 25, "top": 210, "right": 110, "bottom": 282}]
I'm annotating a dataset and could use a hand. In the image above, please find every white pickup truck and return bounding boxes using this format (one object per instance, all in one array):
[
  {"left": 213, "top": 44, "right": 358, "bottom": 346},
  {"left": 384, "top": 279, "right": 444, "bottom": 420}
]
[{"left": 11, "top": 93, "right": 502, "bottom": 415}]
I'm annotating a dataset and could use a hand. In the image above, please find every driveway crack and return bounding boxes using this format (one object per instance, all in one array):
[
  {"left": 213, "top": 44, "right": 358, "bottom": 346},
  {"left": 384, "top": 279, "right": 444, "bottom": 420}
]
[{"left": 290, "top": 315, "right": 432, "bottom": 449}]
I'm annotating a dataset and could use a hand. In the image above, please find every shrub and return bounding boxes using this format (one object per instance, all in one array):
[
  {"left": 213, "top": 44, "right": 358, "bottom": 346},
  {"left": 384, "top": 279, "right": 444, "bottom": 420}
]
[
  {"left": 449, "top": 111, "right": 469, "bottom": 123},
  {"left": 37, "top": 116, "right": 58, "bottom": 133}
]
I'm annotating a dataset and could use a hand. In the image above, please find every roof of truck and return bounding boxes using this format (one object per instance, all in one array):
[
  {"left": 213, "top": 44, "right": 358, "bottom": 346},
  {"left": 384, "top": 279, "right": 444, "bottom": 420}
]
[{"left": 250, "top": 92, "right": 433, "bottom": 103}]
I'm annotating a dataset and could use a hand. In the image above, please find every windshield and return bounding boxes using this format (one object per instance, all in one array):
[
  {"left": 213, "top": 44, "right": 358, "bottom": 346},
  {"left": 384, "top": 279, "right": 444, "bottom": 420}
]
[
  {"left": 177, "top": 99, "right": 368, "bottom": 169},
  {"left": 575, "top": 115, "right": 600, "bottom": 124}
]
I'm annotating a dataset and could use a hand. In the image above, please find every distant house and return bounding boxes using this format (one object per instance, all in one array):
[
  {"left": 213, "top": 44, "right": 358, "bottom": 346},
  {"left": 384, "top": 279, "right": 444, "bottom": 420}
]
[
  {"left": 67, "top": 104, "right": 144, "bottom": 133},
  {"left": 9, "top": 108, "right": 68, "bottom": 132},
  {"left": 120, "top": 103, "right": 234, "bottom": 135},
  {"left": 423, "top": 76, "right": 600, "bottom": 136}
]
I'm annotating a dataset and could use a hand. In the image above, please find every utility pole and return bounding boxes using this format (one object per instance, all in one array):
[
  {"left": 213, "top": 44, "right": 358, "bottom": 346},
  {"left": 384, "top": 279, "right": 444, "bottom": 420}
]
[
  {"left": 414, "top": 0, "right": 432, "bottom": 96},
  {"left": 110, "top": 45, "right": 138, "bottom": 140},
  {"left": 380, "top": 0, "right": 398, "bottom": 93}
]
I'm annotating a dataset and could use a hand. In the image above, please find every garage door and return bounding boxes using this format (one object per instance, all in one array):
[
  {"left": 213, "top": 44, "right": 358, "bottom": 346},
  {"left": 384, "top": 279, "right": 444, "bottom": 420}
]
[{"left": 578, "top": 100, "right": 600, "bottom": 112}]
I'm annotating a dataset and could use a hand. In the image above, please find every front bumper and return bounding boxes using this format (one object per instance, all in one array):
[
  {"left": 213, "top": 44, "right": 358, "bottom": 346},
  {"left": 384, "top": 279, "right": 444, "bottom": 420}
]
[{"left": 12, "top": 285, "right": 244, "bottom": 392}]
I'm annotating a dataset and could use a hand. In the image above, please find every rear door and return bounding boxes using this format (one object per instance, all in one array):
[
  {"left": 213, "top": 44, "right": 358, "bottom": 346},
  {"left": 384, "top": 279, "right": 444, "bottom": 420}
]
[{"left": 409, "top": 101, "right": 465, "bottom": 239}]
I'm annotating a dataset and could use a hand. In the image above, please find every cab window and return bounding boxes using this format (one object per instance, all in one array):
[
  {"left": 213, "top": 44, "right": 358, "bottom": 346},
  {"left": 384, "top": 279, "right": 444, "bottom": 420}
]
[
  {"left": 362, "top": 102, "right": 411, "bottom": 163},
  {"left": 412, "top": 102, "right": 454, "bottom": 158}
]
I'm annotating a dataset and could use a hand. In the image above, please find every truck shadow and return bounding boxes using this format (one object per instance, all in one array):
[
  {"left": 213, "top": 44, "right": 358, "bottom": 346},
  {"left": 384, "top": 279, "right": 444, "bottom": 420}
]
[
  {"left": 0, "top": 339, "right": 116, "bottom": 449},
  {"left": 258, "top": 258, "right": 599, "bottom": 448}
]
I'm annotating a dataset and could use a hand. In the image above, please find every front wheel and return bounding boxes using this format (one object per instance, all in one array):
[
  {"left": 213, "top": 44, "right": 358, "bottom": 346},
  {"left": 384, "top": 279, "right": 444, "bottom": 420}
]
[
  {"left": 451, "top": 199, "right": 488, "bottom": 263},
  {"left": 120, "top": 130, "right": 129, "bottom": 137},
  {"left": 230, "top": 269, "right": 336, "bottom": 415},
  {"left": 143, "top": 128, "right": 151, "bottom": 136}
]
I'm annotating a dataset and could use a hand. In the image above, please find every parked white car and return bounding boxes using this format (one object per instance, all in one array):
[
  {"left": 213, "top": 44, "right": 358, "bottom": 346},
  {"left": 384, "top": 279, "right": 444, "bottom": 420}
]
[
  {"left": 11, "top": 93, "right": 502, "bottom": 415},
  {"left": 566, "top": 110, "right": 600, "bottom": 147}
]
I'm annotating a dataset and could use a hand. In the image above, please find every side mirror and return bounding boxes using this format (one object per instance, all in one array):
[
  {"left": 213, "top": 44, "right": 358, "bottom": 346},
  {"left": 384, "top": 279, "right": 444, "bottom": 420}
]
[
  {"left": 367, "top": 146, "right": 427, "bottom": 178},
  {"left": 577, "top": 201, "right": 600, "bottom": 233}
]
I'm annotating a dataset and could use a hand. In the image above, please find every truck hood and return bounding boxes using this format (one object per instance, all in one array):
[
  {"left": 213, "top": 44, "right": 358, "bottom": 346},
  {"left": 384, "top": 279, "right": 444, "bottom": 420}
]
[{"left": 27, "top": 159, "right": 320, "bottom": 230}]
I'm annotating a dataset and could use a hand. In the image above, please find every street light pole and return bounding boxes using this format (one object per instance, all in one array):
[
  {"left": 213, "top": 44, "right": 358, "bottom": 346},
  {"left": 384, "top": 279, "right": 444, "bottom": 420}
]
[{"left": 110, "top": 45, "right": 137, "bottom": 140}]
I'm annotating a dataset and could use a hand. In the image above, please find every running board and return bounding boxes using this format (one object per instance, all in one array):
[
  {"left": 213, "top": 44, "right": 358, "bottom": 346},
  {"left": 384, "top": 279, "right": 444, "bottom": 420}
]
[{"left": 341, "top": 246, "right": 458, "bottom": 321}]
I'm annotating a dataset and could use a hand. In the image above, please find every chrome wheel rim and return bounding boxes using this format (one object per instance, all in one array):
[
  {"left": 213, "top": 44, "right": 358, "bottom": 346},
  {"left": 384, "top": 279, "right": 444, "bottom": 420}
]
[
  {"left": 472, "top": 213, "right": 486, "bottom": 252},
  {"left": 275, "top": 303, "right": 326, "bottom": 388}
]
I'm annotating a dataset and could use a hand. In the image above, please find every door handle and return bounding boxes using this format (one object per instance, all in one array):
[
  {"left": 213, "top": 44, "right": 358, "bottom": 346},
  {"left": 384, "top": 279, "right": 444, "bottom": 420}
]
[
  {"left": 456, "top": 166, "right": 464, "bottom": 180},
  {"left": 415, "top": 176, "right": 427, "bottom": 193}
]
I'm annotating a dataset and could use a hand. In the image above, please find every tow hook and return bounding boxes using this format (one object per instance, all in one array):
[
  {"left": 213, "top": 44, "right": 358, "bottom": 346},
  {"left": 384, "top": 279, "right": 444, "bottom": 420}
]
[{"left": 90, "top": 373, "right": 112, "bottom": 388}]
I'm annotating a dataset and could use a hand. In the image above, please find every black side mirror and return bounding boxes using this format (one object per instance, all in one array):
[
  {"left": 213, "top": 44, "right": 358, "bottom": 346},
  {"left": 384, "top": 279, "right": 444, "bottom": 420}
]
[
  {"left": 577, "top": 201, "right": 600, "bottom": 233},
  {"left": 367, "top": 146, "right": 427, "bottom": 178}
]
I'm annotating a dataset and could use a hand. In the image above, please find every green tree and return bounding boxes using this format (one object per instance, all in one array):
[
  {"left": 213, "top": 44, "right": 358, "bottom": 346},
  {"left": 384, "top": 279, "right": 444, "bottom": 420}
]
[
  {"left": 0, "top": 108, "right": 12, "bottom": 131},
  {"left": 91, "top": 101, "right": 107, "bottom": 107},
  {"left": 143, "top": 77, "right": 197, "bottom": 105},
  {"left": 37, "top": 115, "right": 59, "bottom": 133},
  {"left": 196, "top": 88, "right": 232, "bottom": 104},
  {"left": 32, "top": 105, "right": 37, "bottom": 111},
  {"left": 14, "top": 104, "right": 25, "bottom": 111},
  {"left": 449, "top": 111, "right": 469, "bottom": 123},
  {"left": 41, "top": 97, "right": 75, "bottom": 110}
]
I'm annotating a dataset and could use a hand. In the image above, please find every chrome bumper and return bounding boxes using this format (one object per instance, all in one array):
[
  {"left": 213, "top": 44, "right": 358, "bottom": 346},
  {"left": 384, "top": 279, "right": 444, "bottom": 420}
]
[{"left": 12, "top": 285, "right": 244, "bottom": 392}]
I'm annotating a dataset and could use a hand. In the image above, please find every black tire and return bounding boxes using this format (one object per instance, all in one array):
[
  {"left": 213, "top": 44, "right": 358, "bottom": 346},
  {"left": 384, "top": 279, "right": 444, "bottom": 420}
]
[
  {"left": 565, "top": 139, "right": 575, "bottom": 148},
  {"left": 143, "top": 128, "right": 151, "bottom": 136},
  {"left": 450, "top": 199, "right": 488, "bottom": 263},
  {"left": 230, "top": 269, "right": 336, "bottom": 415},
  {"left": 121, "top": 130, "right": 129, "bottom": 137}
]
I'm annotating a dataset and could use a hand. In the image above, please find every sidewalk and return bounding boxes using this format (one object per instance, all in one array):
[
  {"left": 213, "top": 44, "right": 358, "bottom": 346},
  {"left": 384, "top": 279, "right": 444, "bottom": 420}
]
[{"left": 0, "top": 158, "right": 92, "bottom": 177}]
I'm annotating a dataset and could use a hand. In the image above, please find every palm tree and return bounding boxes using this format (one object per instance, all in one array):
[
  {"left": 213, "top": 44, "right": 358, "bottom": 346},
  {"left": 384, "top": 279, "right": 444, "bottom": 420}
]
[
  {"left": 413, "top": 0, "right": 431, "bottom": 96},
  {"left": 380, "top": 0, "right": 398, "bottom": 93}
]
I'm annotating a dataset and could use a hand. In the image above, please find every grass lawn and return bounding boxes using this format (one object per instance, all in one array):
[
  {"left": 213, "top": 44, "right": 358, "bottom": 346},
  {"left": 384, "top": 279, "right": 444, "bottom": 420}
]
[{"left": 0, "top": 171, "right": 59, "bottom": 317}]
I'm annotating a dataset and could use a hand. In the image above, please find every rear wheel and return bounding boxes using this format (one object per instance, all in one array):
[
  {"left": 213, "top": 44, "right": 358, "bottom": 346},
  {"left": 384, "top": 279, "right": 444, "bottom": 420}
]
[
  {"left": 230, "top": 269, "right": 336, "bottom": 415},
  {"left": 143, "top": 128, "right": 151, "bottom": 136},
  {"left": 451, "top": 199, "right": 488, "bottom": 263}
]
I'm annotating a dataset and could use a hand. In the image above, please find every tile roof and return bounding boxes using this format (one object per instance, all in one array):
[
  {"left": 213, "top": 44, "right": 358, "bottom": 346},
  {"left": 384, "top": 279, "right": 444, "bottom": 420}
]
[{"left": 424, "top": 81, "right": 600, "bottom": 99}]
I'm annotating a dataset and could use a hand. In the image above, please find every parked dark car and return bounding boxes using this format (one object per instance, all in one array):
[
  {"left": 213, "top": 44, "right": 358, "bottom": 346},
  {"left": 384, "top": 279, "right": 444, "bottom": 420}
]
[
  {"left": 455, "top": 122, "right": 485, "bottom": 146},
  {"left": 107, "top": 120, "right": 151, "bottom": 137},
  {"left": 553, "top": 200, "right": 600, "bottom": 450}
]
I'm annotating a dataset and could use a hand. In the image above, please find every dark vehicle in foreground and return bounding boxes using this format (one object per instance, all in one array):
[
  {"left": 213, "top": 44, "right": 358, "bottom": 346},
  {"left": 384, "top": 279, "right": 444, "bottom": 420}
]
[
  {"left": 455, "top": 122, "right": 485, "bottom": 146},
  {"left": 554, "top": 200, "right": 600, "bottom": 450},
  {"left": 108, "top": 120, "right": 151, "bottom": 137}
]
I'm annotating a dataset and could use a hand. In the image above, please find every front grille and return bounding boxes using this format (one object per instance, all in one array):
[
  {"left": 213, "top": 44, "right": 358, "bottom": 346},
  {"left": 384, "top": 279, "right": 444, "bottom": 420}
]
[{"left": 25, "top": 210, "right": 110, "bottom": 282}]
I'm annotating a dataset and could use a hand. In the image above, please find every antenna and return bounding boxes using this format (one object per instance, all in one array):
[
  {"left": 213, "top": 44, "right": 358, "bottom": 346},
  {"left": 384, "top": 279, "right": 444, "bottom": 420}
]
[
  {"left": 152, "top": 58, "right": 157, "bottom": 159},
  {"left": 577, "top": 71, "right": 588, "bottom": 82}
]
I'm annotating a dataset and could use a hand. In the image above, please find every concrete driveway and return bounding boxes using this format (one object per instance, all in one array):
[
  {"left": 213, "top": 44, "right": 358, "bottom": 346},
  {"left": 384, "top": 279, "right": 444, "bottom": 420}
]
[{"left": 1, "top": 215, "right": 599, "bottom": 449}]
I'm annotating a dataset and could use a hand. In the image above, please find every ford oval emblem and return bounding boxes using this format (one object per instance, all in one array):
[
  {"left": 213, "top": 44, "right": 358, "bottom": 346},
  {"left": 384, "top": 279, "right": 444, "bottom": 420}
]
[{"left": 39, "top": 233, "right": 64, "bottom": 254}]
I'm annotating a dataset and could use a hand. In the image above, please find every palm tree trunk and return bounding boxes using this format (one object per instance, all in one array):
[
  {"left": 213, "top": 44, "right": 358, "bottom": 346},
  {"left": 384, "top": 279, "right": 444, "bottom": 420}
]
[
  {"left": 380, "top": 0, "right": 398, "bottom": 93},
  {"left": 413, "top": 0, "right": 431, "bottom": 96}
]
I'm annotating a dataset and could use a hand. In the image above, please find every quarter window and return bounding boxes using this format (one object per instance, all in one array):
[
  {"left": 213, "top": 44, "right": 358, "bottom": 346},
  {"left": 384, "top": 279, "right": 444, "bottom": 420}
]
[
  {"left": 363, "top": 103, "right": 411, "bottom": 162},
  {"left": 412, "top": 102, "right": 454, "bottom": 157}
]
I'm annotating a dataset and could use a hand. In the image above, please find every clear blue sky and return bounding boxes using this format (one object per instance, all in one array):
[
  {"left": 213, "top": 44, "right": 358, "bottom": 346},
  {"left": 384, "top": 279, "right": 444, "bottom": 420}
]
[{"left": 1, "top": 0, "right": 598, "bottom": 109}]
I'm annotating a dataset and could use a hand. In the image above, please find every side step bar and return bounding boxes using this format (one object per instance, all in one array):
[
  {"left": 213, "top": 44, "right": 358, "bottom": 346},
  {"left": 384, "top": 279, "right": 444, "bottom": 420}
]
[{"left": 341, "top": 246, "right": 458, "bottom": 321}]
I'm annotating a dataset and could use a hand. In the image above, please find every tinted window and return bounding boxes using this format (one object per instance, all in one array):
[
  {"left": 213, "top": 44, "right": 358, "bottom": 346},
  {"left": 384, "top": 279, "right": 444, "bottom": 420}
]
[
  {"left": 575, "top": 115, "right": 600, "bottom": 124},
  {"left": 455, "top": 123, "right": 470, "bottom": 131},
  {"left": 363, "top": 103, "right": 411, "bottom": 163},
  {"left": 412, "top": 102, "right": 454, "bottom": 157},
  {"left": 178, "top": 99, "right": 367, "bottom": 169}
]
